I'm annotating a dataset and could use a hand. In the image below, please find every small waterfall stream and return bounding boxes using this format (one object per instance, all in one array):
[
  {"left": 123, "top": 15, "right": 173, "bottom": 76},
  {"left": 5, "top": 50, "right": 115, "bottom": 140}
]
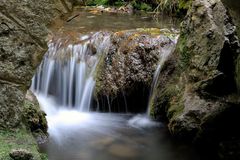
[
  {"left": 31, "top": 32, "right": 110, "bottom": 111},
  {"left": 147, "top": 34, "right": 179, "bottom": 116}
]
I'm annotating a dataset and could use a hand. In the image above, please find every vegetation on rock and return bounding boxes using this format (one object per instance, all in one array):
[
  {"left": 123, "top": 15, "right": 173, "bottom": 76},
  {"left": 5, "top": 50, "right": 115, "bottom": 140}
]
[
  {"left": 0, "top": 0, "right": 240, "bottom": 159},
  {"left": 150, "top": 0, "right": 240, "bottom": 158},
  {"left": 80, "top": 0, "right": 192, "bottom": 13},
  {"left": 0, "top": 0, "right": 74, "bottom": 159},
  {"left": 0, "top": 129, "right": 46, "bottom": 160},
  {"left": 94, "top": 28, "right": 177, "bottom": 112}
]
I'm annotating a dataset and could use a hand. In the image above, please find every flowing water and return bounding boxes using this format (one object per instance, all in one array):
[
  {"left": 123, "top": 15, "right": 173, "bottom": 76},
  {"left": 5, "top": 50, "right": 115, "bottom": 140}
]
[{"left": 31, "top": 8, "right": 206, "bottom": 160}]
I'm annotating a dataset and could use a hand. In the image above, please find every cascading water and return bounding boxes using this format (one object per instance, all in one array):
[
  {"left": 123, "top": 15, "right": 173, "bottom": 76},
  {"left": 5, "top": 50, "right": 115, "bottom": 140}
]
[
  {"left": 128, "top": 32, "right": 178, "bottom": 128},
  {"left": 28, "top": 10, "right": 204, "bottom": 160},
  {"left": 147, "top": 34, "right": 179, "bottom": 116},
  {"left": 31, "top": 32, "right": 110, "bottom": 112}
]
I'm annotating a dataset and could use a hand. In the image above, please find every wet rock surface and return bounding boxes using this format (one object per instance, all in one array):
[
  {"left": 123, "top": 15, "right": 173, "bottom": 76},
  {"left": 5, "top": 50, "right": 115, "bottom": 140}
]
[
  {"left": 151, "top": 0, "right": 240, "bottom": 159},
  {"left": 23, "top": 91, "right": 48, "bottom": 144},
  {"left": 0, "top": 0, "right": 73, "bottom": 158},
  {"left": 0, "top": 0, "right": 73, "bottom": 129},
  {"left": 95, "top": 29, "right": 177, "bottom": 112}
]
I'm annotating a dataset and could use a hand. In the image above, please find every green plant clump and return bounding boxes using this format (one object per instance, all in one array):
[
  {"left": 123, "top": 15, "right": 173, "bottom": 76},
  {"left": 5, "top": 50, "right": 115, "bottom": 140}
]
[
  {"left": 131, "top": 1, "right": 152, "bottom": 11},
  {"left": 85, "top": 0, "right": 110, "bottom": 6}
]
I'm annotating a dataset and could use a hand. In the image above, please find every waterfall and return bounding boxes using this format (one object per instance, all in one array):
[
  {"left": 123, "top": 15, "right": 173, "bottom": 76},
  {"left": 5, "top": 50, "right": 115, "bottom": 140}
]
[
  {"left": 31, "top": 32, "right": 110, "bottom": 112},
  {"left": 147, "top": 34, "right": 179, "bottom": 116}
]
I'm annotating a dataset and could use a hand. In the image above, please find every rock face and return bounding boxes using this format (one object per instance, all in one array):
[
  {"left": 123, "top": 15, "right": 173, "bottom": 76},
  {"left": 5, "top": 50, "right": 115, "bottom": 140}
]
[
  {"left": 221, "top": 0, "right": 240, "bottom": 93},
  {"left": 151, "top": 0, "right": 240, "bottom": 158},
  {"left": 0, "top": 0, "right": 73, "bottom": 129},
  {"left": 0, "top": 0, "right": 74, "bottom": 158},
  {"left": 23, "top": 91, "right": 48, "bottom": 144},
  {"left": 95, "top": 29, "right": 177, "bottom": 112}
]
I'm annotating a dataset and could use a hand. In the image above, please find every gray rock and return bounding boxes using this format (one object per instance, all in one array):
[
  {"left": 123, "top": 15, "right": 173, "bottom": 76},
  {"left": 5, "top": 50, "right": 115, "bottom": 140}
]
[
  {"left": 9, "top": 149, "right": 33, "bottom": 160},
  {"left": 151, "top": 0, "right": 240, "bottom": 158},
  {"left": 95, "top": 29, "right": 177, "bottom": 112},
  {"left": 0, "top": 83, "right": 24, "bottom": 129},
  {"left": 0, "top": 0, "right": 74, "bottom": 129},
  {"left": 23, "top": 91, "right": 48, "bottom": 144}
]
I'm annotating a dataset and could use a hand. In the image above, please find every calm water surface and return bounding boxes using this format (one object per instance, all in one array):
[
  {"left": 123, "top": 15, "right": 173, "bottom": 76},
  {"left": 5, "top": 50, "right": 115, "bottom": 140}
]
[
  {"left": 50, "top": 7, "right": 179, "bottom": 34},
  {"left": 42, "top": 113, "right": 201, "bottom": 160}
]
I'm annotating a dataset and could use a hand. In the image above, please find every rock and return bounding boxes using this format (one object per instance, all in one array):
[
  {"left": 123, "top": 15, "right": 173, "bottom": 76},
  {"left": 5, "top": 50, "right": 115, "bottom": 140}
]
[
  {"left": 218, "top": 137, "right": 240, "bottom": 160},
  {"left": 0, "top": 0, "right": 74, "bottom": 158},
  {"left": 0, "top": 83, "right": 24, "bottom": 129},
  {"left": 9, "top": 149, "right": 33, "bottom": 160},
  {"left": 95, "top": 28, "right": 178, "bottom": 112},
  {"left": 0, "top": 0, "right": 74, "bottom": 129},
  {"left": 151, "top": 0, "right": 240, "bottom": 158},
  {"left": 221, "top": 0, "right": 240, "bottom": 93},
  {"left": 221, "top": 0, "right": 240, "bottom": 37},
  {"left": 23, "top": 90, "right": 48, "bottom": 144},
  {"left": 23, "top": 91, "right": 47, "bottom": 134}
]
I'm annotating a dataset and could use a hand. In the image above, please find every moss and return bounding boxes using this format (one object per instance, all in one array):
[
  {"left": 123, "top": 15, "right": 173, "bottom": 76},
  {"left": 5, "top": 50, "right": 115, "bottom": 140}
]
[
  {"left": 0, "top": 128, "right": 44, "bottom": 160},
  {"left": 22, "top": 99, "right": 47, "bottom": 134},
  {"left": 178, "top": 0, "right": 192, "bottom": 10},
  {"left": 150, "top": 80, "right": 182, "bottom": 120},
  {"left": 167, "top": 97, "right": 184, "bottom": 120},
  {"left": 177, "top": 34, "right": 191, "bottom": 70}
]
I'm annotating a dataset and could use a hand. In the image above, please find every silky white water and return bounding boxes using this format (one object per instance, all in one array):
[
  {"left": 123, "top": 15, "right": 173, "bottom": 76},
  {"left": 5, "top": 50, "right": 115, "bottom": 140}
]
[
  {"left": 28, "top": 10, "right": 205, "bottom": 160},
  {"left": 31, "top": 32, "right": 110, "bottom": 111},
  {"left": 31, "top": 30, "right": 178, "bottom": 134},
  {"left": 146, "top": 33, "right": 179, "bottom": 116}
]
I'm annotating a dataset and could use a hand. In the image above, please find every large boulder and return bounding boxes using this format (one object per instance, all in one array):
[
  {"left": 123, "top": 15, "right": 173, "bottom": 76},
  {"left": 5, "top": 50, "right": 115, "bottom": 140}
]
[
  {"left": 0, "top": 0, "right": 74, "bottom": 129},
  {"left": 151, "top": 0, "right": 240, "bottom": 158},
  {"left": 95, "top": 28, "right": 178, "bottom": 112},
  {"left": 0, "top": 0, "right": 74, "bottom": 159},
  {"left": 23, "top": 91, "right": 48, "bottom": 144},
  {"left": 221, "top": 0, "right": 240, "bottom": 93}
]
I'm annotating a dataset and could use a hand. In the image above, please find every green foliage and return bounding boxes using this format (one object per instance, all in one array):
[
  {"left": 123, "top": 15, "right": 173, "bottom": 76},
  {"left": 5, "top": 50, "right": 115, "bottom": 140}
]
[
  {"left": 154, "top": 0, "right": 178, "bottom": 12},
  {"left": 85, "top": 0, "right": 110, "bottom": 6},
  {"left": 131, "top": 1, "right": 152, "bottom": 11},
  {"left": 178, "top": 0, "right": 192, "bottom": 10},
  {"left": 113, "top": 0, "right": 126, "bottom": 6},
  {"left": 83, "top": 0, "right": 192, "bottom": 13},
  {"left": 85, "top": 0, "right": 153, "bottom": 11},
  {"left": 0, "top": 129, "right": 43, "bottom": 160},
  {"left": 40, "top": 154, "right": 48, "bottom": 160},
  {"left": 153, "top": 0, "right": 192, "bottom": 15}
]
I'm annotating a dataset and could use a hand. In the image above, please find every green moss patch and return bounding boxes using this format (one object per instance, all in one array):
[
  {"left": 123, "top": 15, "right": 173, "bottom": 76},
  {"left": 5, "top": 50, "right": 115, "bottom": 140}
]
[
  {"left": 22, "top": 99, "right": 47, "bottom": 134},
  {"left": 0, "top": 128, "right": 44, "bottom": 160}
]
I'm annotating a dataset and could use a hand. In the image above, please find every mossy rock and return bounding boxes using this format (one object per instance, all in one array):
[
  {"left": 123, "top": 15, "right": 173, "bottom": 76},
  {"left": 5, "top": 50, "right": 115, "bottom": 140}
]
[
  {"left": 22, "top": 100, "right": 47, "bottom": 134},
  {"left": 0, "top": 129, "right": 45, "bottom": 160},
  {"left": 22, "top": 91, "right": 48, "bottom": 145}
]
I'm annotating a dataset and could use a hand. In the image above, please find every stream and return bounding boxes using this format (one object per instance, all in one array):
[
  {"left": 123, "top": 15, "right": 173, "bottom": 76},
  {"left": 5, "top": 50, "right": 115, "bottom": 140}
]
[{"left": 32, "top": 7, "right": 207, "bottom": 160}]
